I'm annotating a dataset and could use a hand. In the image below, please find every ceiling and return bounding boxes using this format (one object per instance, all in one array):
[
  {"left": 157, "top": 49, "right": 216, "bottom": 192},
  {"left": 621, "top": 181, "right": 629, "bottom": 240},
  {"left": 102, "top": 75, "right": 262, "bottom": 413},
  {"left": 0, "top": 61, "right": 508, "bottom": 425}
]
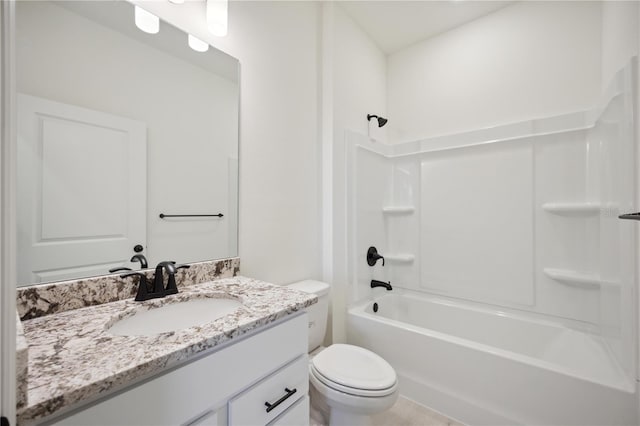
[{"left": 338, "top": 1, "right": 516, "bottom": 54}]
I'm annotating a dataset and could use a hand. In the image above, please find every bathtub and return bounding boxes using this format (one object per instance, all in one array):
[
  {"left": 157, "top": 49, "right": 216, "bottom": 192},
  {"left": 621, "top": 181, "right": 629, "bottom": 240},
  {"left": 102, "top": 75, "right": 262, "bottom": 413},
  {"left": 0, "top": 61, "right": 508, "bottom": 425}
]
[{"left": 347, "top": 290, "right": 637, "bottom": 425}]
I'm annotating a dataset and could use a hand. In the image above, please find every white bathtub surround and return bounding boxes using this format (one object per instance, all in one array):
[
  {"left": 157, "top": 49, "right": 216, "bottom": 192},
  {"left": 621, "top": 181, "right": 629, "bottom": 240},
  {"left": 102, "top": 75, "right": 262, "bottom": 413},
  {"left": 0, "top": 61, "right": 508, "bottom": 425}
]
[
  {"left": 345, "top": 60, "right": 637, "bottom": 425},
  {"left": 348, "top": 290, "right": 636, "bottom": 425}
]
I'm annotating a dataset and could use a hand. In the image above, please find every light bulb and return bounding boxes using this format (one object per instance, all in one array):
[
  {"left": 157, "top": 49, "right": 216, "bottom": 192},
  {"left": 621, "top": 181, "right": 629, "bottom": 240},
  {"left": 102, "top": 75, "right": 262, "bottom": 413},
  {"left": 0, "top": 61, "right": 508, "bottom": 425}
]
[
  {"left": 206, "top": 0, "right": 228, "bottom": 37},
  {"left": 168, "top": 0, "right": 185, "bottom": 3},
  {"left": 188, "top": 34, "right": 209, "bottom": 52},
  {"left": 134, "top": 6, "right": 159, "bottom": 34}
]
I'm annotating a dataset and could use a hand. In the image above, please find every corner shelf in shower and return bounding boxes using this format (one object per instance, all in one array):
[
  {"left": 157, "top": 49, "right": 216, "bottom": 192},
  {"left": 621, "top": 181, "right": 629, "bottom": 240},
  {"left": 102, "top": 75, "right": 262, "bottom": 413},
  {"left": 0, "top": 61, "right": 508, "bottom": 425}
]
[
  {"left": 382, "top": 206, "right": 415, "bottom": 215},
  {"left": 541, "top": 202, "right": 600, "bottom": 216},
  {"left": 543, "top": 268, "right": 601, "bottom": 290},
  {"left": 384, "top": 254, "right": 415, "bottom": 263}
]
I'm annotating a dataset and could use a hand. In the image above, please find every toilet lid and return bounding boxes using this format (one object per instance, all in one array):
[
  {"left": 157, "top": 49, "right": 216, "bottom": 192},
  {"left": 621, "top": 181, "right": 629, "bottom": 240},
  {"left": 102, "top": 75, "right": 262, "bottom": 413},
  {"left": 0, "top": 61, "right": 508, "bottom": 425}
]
[
  {"left": 310, "top": 364, "right": 397, "bottom": 397},
  {"left": 311, "top": 344, "right": 397, "bottom": 391}
]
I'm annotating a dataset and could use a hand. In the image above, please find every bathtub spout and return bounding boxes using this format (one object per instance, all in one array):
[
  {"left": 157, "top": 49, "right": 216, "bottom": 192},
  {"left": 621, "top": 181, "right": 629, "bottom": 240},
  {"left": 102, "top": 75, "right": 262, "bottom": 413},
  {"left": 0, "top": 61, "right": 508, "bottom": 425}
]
[{"left": 371, "top": 280, "right": 392, "bottom": 291}]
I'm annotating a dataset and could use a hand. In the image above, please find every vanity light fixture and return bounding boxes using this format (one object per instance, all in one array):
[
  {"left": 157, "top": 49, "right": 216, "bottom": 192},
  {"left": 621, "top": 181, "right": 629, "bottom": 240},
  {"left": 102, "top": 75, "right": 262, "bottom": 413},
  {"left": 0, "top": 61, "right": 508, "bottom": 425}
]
[
  {"left": 168, "top": 0, "right": 185, "bottom": 3},
  {"left": 188, "top": 34, "right": 209, "bottom": 52},
  {"left": 207, "top": 0, "right": 228, "bottom": 37},
  {"left": 134, "top": 6, "right": 159, "bottom": 34}
]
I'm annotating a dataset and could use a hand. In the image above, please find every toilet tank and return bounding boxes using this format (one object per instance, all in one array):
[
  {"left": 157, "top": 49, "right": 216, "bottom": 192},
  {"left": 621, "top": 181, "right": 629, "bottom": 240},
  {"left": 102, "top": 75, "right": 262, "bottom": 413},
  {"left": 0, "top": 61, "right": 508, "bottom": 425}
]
[{"left": 287, "top": 280, "right": 330, "bottom": 352}]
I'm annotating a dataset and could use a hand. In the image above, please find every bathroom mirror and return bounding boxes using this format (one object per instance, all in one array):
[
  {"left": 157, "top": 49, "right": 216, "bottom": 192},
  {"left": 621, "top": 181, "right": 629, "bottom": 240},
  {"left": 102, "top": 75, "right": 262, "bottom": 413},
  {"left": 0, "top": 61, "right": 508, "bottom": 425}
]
[{"left": 15, "top": 1, "right": 239, "bottom": 286}]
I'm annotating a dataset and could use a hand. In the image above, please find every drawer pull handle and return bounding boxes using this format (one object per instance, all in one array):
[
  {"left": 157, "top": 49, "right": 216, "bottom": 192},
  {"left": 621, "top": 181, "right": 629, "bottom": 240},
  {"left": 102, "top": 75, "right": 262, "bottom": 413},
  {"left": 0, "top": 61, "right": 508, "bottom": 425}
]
[{"left": 264, "top": 387, "right": 297, "bottom": 413}]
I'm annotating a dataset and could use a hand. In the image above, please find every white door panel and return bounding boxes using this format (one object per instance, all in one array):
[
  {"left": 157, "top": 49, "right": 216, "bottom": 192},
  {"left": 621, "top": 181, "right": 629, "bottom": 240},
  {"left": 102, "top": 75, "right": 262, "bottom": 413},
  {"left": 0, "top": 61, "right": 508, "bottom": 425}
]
[
  {"left": 39, "top": 117, "right": 128, "bottom": 239},
  {"left": 18, "top": 94, "right": 146, "bottom": 284}
]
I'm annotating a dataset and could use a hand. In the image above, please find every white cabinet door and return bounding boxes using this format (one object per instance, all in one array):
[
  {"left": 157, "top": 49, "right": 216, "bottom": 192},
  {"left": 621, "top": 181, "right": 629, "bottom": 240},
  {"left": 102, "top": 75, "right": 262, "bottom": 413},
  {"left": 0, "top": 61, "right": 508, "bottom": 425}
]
[{"left": 17, "top": 94, "right": 146, "bottom": 284}]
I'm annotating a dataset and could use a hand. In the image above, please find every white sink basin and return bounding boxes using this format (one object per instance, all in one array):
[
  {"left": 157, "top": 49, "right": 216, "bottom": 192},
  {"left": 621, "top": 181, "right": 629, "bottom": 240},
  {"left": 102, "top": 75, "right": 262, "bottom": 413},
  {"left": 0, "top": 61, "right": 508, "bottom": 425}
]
[{"left": 108, "top": 298, "right": 243, "bottom": 336}]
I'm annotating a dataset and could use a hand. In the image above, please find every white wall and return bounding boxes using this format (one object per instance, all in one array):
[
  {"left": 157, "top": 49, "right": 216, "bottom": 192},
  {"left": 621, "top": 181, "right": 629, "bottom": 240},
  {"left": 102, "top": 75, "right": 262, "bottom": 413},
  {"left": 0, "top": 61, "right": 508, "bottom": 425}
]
[
  {"left": 387, "top": 1, "right": 602, "bottom": 143},
  {"left": 327, "top": 4, "right": 387, "bottom": 342},
  {"left": 16, "top": 2, "right": 238, "bottom": 272},
  {"left": 332, "top": 4, "right": 387, "bottom": 145},
  {"left": 129, "top": 1, "right": 322, "bottom": 284}
]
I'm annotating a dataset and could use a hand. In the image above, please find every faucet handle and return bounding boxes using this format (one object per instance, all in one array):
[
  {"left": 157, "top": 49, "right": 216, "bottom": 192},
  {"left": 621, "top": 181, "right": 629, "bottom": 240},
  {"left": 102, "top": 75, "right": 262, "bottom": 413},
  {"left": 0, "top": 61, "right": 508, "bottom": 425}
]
[
  {"left": 165, "top": 264, "right": 190, "bottom": 294},
  {"left": 164, "top": 262, "right": 177, "bottom": 275},
  {"left": 367, "top": 246, "right": 385, "bottom": 267},
  {"left": 120, "top": 271, "right": 147, "bottom": 280},
  {"left": 120, "top": 272, "right": 151, "bottom": 301},
  {"left": 109, "top": 266, "right": 132, "bottom": 273}
]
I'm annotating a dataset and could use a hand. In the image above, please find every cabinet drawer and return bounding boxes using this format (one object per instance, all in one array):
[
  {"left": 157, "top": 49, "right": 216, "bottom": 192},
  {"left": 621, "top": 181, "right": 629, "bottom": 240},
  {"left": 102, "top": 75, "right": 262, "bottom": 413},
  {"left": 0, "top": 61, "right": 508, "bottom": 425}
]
[
  {"left": 268, "top": 396, "right": 309, "bottom": 426},
  {"left": 228, "top": 355, "right": 308, "bottom": 425}
]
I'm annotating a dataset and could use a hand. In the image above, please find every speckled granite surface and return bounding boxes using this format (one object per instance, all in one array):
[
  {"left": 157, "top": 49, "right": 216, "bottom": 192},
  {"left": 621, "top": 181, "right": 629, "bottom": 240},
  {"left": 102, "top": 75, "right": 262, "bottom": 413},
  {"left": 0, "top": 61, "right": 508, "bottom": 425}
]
[
  {"left": 17, "top": 276, "right": 316, "bottom": 425},
  {"left": 16, "top": 312, "right": 28, "bottom": 411},
  {"left": 16, "top": 258, "right": 240, "bottom": 320}
]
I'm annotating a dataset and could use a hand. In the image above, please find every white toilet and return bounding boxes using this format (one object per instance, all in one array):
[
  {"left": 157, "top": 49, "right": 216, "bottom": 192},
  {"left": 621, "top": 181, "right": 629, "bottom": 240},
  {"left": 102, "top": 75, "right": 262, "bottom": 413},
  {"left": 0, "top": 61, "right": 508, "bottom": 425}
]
[{"left": 288, "top": 280, "right": 399, "bottom": 426}]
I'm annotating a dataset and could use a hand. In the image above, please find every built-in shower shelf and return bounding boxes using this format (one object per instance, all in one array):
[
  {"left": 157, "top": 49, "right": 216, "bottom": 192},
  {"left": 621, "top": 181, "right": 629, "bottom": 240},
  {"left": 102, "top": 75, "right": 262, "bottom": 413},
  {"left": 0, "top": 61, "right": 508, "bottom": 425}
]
[
  {"left": 385, "top": 254, "right": 415, "bottom": 263},
  {"left": 382, "top": 206, "right": 415, "bottom": 215},
  {"left": 542, "top": 202, "right": 600, "bottom": 216},
  {"left": 543, "top": 268, "right": 601, "bottom": 289}
]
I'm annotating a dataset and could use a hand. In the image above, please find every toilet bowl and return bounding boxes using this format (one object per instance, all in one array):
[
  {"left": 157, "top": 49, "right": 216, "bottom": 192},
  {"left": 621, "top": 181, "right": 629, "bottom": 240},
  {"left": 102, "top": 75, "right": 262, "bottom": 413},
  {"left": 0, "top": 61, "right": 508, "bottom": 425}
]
[
  {"left": 287, "top": 280, "right": 399, "bottom": 426},
  {"left": 309, "top": 343, "right": 399, "bottom": 425}
]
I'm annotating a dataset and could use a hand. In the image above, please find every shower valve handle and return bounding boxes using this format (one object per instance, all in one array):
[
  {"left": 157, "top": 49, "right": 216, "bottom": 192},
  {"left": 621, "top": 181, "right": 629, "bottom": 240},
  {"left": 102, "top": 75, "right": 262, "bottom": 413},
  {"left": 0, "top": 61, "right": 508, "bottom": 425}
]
[{"left": 367, "top": 246, "right": 385, "bottom": 266}]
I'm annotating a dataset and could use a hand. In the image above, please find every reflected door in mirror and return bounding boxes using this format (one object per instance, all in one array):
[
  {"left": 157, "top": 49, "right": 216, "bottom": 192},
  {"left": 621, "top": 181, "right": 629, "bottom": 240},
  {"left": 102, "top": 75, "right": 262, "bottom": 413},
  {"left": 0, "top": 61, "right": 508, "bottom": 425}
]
[{"left": 17, "top": 94, "right": 147, "bottom": 284}]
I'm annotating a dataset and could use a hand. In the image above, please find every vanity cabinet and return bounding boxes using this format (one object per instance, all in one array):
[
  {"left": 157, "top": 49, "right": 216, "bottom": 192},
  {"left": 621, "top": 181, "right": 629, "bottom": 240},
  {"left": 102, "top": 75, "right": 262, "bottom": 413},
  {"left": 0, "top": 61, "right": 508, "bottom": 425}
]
[{"left": 48, "top": 313, "right": 309, "bottom": 426}]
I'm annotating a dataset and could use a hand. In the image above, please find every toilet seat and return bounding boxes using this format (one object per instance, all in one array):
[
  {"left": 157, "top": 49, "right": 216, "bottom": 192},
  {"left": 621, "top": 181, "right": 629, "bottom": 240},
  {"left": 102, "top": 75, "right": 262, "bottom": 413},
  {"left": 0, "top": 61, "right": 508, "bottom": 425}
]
[
  {"left": 310, "top": 344, "right": 397, "bottom": 397},
  {"left": 310, "top": 364, "right": 397, "bottom": 397}
]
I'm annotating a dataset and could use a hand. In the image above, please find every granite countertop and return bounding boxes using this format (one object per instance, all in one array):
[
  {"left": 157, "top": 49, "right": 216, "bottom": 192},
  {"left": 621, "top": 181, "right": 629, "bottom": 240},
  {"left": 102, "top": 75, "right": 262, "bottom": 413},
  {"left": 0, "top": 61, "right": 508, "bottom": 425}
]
[{"left": 17, "top": 276, "right": 317, "bottom": 425}]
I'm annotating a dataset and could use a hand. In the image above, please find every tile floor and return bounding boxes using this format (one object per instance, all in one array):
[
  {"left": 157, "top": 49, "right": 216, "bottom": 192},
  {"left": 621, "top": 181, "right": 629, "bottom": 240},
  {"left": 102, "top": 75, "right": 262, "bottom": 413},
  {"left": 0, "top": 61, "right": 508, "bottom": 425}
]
[
  {"left": 372, "top": 396, "right": 463, "bottom": 426},
  {"left": 311, "top": 395, "right": 463, "bottom": 426}
]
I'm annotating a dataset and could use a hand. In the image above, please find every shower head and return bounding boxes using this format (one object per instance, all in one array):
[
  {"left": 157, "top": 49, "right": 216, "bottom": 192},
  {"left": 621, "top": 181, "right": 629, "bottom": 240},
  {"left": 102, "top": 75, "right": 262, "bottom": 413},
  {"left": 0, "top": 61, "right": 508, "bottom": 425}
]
[{"left": 367, "top": 114, "right": 388, "bottom": 128}]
